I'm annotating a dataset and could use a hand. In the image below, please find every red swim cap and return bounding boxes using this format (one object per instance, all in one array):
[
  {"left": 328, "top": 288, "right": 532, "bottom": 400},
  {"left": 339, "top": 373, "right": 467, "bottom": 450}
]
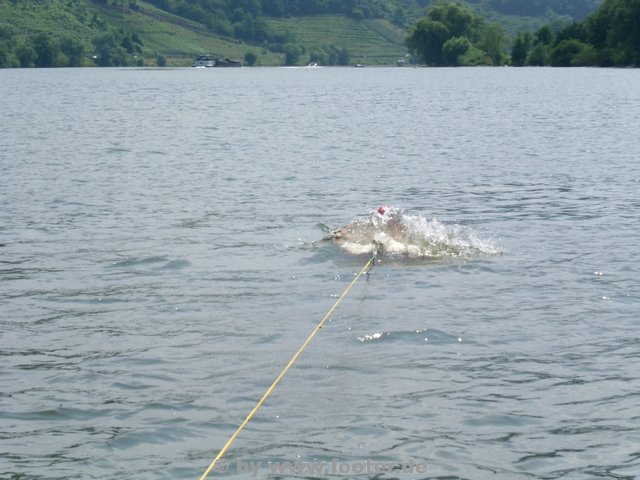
[{"left": 377, "top": 205, "right": 389, "bottom": 215}]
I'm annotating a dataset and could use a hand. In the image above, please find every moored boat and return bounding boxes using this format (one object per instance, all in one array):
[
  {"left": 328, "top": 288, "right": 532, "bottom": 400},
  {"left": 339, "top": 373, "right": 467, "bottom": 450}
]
[
  {"left": 192, "top": 54, "right": 215, "bottom": 67},
  {"left": 215, "top": 58, "right": 242, "bottom": 67},
  {"left": 192, "top": 55, "right": 241, "bottom": 68}
]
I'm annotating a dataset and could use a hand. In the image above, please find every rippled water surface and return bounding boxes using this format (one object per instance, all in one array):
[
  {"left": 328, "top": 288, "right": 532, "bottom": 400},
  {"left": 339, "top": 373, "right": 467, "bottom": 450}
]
[{"left": 1, "top": 67, "right": 639, "bottom": 479}]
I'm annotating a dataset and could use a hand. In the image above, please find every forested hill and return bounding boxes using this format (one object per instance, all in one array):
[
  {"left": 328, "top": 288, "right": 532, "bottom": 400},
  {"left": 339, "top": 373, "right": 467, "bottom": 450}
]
[
  {"left": 467, "top": 0, "right": 602, "bottom": 19},
  {"left": 0, "top": 0, "right": 604, "bottom": 67},
  {"left": 138, "top": 0, "right": 604, "bottom": 25},
  {"left": 98, "top": 0, "right": 605, "bottom": 38}
]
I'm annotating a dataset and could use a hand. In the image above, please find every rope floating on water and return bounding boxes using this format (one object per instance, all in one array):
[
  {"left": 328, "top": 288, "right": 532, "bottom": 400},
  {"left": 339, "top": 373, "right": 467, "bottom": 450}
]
[{"left": 198, "top": 255, "right": 376, "bottom": 480}]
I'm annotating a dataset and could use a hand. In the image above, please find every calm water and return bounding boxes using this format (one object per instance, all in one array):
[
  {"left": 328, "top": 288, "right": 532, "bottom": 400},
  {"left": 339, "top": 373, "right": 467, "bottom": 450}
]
[{"left": 1, "top": 66, "right": 639, "bottom": 480}]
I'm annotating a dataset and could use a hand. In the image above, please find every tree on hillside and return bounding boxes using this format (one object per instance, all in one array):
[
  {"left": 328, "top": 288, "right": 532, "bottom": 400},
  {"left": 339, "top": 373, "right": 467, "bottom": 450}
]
[
  {"left": 508, "top": 0, "right": 639, "bottom": 66},
  {"left": 0, "top": 43, "right": 10, "bottom": 68},
  {"left": 442, "top": 35, "right": 472, "bottom": 65},
  {"left": 479, "top": 23, "right": 508, "bottom": 65},
  {"left": 406, "top": 17, "right": 451, "bottom": 64},
  {"left": 59, "top": 36, "right": 85, "bottom": 67},
  {"left": 406, "top": 2, "right": 507, "bottom": 66},
  {"left": 15, "top": 42, "right": 38, "bottom": 68},
  {"left": 92, "top": 31, "right": 141, "bottom": 66},
  {"left": 244, "top": 51, "right": 258, "bottom": 65},
  {"left": 338, "top": 46, "right": 350, "bottom": 65},
  {"left": 550, "top": 38, "right": 588, "bottom": 65},
  {"left": 426, "top": 2, "right": 482, "bottom": 39},
  {"left": 525, "top": 25, "right": 554, "bottom": 65},
  {"left": 592, "top": 0, "right": 640, "bottom": 65},
  {"left": 406, "top": 3, "right": 483, "bottom": 65},
  {"left": 33, "top": 34, "right": 56, "bottom": 67},
  {"left": 535, "top": 25, "right": 554, "bottom": 45},
  {"left": 283, "top": 43, "right": 304, "bottom": 65},
  {"left": 482, "top": 0, "right": 602, "bottom": 19},
  {"left": 511, "top": 31, "right": 531, "bottom": 66}
]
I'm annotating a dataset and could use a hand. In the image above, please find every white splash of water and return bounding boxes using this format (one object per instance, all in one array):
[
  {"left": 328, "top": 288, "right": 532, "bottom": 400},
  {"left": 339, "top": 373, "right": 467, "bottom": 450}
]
[{"left": 330, "top": 207, "right": 500, "bottom": 259}]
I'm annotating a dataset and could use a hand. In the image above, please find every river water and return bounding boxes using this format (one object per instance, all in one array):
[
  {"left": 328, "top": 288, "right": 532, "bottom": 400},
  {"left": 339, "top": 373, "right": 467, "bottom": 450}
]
[{"left": 1, "top": 66, "right": 639, "bottom": 480}]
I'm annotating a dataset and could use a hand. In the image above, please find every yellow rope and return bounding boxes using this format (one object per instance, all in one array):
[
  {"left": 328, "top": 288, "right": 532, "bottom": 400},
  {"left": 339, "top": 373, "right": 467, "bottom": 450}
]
[{"left": 198, "top": 255, "right": 375, "bottom": 480}]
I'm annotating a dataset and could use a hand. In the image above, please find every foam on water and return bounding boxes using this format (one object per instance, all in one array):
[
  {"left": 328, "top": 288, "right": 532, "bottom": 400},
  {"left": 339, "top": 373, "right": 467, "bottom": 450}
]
[{"left": 329, "top": 207, "right": 500, "bottom": 259}]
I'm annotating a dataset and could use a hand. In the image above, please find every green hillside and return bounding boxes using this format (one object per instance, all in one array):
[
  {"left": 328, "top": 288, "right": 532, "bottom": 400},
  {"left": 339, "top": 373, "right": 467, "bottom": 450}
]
[
  {"left": 0, "top": 0, "right": 605, "bottom": 67},
  {"left": 467, "top": 0, "right": 602, "bottom": 19},
  {"left": 464, "top": 0, "right": 604, "bottom": 35},
  {"left": 267, "top": 16, "right": 406, "bottom": 64},
  {"left": 404, "top": 0, "right": 638, "bottom": 67},
  {"left": 0, "top": 0, "right": 280, "bottom": 66},
  {"left": 92, "top": 1, "right": 279, "bottom": 63}
]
